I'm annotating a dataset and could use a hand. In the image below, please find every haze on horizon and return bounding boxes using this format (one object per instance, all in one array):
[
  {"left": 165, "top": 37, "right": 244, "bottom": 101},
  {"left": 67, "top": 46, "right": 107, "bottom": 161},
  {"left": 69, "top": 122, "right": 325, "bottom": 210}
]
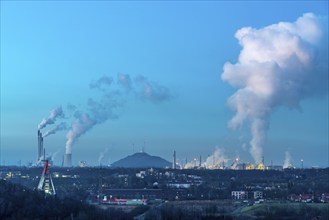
[{"left": 1, "top": 1, "right": 328, "bottom": 167}]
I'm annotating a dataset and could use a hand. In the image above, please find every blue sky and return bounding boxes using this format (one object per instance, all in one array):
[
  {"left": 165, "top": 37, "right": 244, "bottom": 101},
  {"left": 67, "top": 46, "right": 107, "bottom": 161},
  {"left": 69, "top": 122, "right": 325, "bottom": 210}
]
[{"left": 1, "top": 1, "right": 328, "bottom": 167}]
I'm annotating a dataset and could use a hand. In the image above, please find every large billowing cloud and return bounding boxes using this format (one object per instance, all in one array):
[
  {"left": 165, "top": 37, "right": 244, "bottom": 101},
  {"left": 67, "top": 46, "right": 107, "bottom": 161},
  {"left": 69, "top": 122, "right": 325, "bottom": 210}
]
[{"left": 221, "top": 13, "right": 328, "bottom": 164}]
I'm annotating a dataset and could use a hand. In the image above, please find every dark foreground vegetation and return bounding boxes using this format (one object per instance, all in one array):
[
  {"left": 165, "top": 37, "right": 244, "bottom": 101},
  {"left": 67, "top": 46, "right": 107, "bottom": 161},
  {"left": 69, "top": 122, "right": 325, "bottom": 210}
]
[
  {"left": 238, "top": 203, "right": 329, "bottom": 220},
  {"left": 0, "top": 180, "right": 147, "bottom": 220},
  {"left": 143, "top": 201, "right": 329, "bottom": 220},
  {"left": 1, "top": 178, "right": 328, "bottom": 220},
  {"left": 1, "top": 167, "right": 329, "bottom": 219}
]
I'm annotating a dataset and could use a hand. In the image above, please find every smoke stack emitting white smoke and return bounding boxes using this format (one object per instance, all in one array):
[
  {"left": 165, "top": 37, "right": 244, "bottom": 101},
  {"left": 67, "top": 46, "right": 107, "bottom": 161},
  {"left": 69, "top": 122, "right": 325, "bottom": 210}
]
[
  {"left": 44, "top": 122, "right": 67, "bottom": 138},
  {"left": 65, "top": 73, "right": 172, "bottom": 156},
  {"left": 38, "top": 107, "right": 64, "bottom": 130},
  {"left": 222, "top": 13, "right": 328, "bottom": 164},
  {"left": 65, "top": 113, "right": 96, "bottom": 154}
]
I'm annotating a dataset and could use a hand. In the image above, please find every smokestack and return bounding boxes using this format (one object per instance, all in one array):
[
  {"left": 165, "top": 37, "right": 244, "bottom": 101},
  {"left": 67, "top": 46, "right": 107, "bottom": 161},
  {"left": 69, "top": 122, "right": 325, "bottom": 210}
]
[
  {"left": 173, "top": 150, "right": 176, "bottom": 169},
  {"left": 41, "top": 135, "right": 44, "bottom": 160},
  {"left": 37, "top": 130, "right": 44, "bottom": 163},
  {"left": 63, "top": 153, "right": 72, "bottom": 167},
  {"left": 199, "top": 155, "right": 202, "bottom": 167},
  {"left": 37, "top": 130, "right": 40, "bottom": 161}
]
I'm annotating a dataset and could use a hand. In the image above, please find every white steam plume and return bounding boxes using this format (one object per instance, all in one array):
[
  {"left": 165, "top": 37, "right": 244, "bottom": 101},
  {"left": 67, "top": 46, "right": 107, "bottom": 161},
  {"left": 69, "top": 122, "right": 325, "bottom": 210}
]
[
  {"left": 51, "top": 150, "right": 61, "bottom": 162},
  {"left": 231, "top": 156, "right": 240, "bottom": 170},
  {"left": 66, "top": 112, "right": 96, "bottom": 154},
  {"left": 38, "top": 107, "right": 64, "bottom": 130},
  {"left": 184, "top": 158, "right": 199, "bottom": 169},
  {"left": 221, "top": 13, "right": 328, "bottom": 164},
  {"left": 66, "top": 74, "right": 172, "bottom": 155},
  {"left": 44, "top": 122, "right": 67, "bottom": 138},
  {"left": 98, "top": 148, "right": 109, "bottom": 165},
  {"left": 205, "top": 148, "right": 229, "bottom": 169},
  {"left": 283, "top": 151, "right": 292, "bottom": 169}
]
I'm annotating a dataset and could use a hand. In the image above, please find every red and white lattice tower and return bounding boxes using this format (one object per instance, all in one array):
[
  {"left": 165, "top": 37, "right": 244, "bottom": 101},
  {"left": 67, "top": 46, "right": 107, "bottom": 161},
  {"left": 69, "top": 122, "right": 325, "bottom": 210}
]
[{"left": 37, "top": 160, "right": 56, "bottom": 196}]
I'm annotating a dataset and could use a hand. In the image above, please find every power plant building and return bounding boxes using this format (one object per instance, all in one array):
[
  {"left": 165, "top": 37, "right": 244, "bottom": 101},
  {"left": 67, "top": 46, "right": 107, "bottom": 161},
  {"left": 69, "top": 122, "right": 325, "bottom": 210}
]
[{"left": 63, "top": 153, "right": 72, "bottom": 167}]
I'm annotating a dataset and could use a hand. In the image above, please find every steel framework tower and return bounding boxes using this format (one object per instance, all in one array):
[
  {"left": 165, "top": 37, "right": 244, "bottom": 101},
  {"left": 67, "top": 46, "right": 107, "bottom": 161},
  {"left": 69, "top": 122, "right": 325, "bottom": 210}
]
[{"left": 37, "top": 160, "right": 56, "bottom": 196}]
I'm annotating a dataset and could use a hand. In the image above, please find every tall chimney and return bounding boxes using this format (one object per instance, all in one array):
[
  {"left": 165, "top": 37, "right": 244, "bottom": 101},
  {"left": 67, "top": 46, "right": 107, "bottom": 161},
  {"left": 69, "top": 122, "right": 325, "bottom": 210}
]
[
  {"left": 63, "top": 153, "right": 72, "bottom": 167},
  {"left": 173, "top": 150, "right": 176, "bottom": 169},
  {"left": 40, "top": 135, "right": 44, "bottom": 161},
  {"left": 37, "top": 130, "right": 44, "bottom": 162},
  {"left": 37, "top": 130, "right": 40, "bottom": 161}
]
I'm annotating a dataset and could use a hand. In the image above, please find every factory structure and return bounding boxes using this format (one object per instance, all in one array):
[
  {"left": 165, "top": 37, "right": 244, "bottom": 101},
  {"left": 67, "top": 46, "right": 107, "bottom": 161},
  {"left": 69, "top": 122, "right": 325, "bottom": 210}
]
[
  {"left": 36, "top": 130, "right": 53, "bottom": 166},
  {"left": 174, "top": 152, "right": 283, "bottom": 171},
  {"left": 36, "top": 130, "right": 283, "bottom": 170},
  {"left": 37, "top": 128, "right": 72, "bottom": 167},
  {"left": 172, "top": 150, "right": 177, "bottom": 169},
  {"left": 63, "top": 153, "right": 72, "bottom": 167}
]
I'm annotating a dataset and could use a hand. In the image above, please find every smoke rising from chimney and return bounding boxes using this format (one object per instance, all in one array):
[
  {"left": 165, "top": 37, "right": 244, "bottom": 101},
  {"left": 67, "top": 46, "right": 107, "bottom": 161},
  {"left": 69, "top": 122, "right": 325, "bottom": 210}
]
[
  {"left": 65, "top": 73, "right": 173, "bottom": 155},
  {"left": 38, "top": 107, "right": 64, "bottom": 130},
  {"left": 44, "top": 122, "right": 67, "bottom": 138},
  {"left": 65, "top": 112, "right": 96, "bottom": 154},
  {"left": 221, "top": 13, "right": 328, "bottom": 164}
]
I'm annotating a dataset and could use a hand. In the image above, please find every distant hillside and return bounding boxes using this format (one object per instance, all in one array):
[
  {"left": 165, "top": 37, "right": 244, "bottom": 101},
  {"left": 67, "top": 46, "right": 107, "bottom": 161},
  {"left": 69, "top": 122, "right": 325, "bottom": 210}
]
[{"left": 111, "top": 152, "right": 172, "bottom": 168}]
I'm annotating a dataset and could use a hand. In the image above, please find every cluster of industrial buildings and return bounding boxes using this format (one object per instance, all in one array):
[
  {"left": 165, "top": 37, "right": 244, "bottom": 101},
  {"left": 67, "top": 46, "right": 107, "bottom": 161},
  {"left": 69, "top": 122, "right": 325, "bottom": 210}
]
[
  {"left": 36, "top": 129, "right": 72, "bottom": 167},
  {"left": 37, "top": 130, "right": 297, "bottom": 172}
]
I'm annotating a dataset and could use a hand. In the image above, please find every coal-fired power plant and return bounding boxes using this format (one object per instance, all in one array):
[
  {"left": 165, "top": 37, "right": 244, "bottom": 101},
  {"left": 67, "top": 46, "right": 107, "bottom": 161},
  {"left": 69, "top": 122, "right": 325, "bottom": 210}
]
[
  {"left": 63, "top": 153, "right": 72, "bottom": 167},
  {"left": 37, "top": 130, "right": 44, "bottom": 162}
]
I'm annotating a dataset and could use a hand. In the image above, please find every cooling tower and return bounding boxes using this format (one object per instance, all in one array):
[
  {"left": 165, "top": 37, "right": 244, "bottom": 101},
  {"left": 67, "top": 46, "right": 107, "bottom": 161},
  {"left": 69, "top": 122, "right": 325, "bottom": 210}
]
[{"left": 63, "top": 153, "right": 72, "bottom": 167}]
